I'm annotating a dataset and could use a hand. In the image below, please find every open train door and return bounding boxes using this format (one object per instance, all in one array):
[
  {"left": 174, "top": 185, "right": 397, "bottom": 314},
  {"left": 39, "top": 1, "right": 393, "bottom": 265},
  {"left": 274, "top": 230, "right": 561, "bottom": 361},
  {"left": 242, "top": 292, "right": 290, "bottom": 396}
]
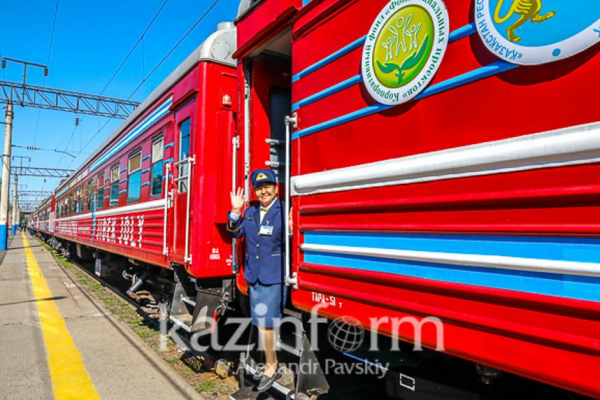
[{"left": 169, "top": 101, "right": 197, "bottom": 265}]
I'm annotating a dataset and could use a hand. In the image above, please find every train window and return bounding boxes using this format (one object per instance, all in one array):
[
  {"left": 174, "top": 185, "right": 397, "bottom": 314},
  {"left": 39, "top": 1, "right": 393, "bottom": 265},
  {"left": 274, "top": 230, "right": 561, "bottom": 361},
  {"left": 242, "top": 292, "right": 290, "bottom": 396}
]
[
  {"left": 128, "top": 151, "right": 142, "bottom": 203},
  {"left": 97, "top": 174, "right": 104, "bottom": 210},
  {"left": 87, "top": 180, "right": 93, "bottom": 212},
  {"left": 110, "top": 165, "right": 120, "bottom": 207},
  {"left": 151, "top": 136, "right": 164, "bottom": 197},
  {"left": 178, "top": 119, "right": 191, "bottom": 193}
]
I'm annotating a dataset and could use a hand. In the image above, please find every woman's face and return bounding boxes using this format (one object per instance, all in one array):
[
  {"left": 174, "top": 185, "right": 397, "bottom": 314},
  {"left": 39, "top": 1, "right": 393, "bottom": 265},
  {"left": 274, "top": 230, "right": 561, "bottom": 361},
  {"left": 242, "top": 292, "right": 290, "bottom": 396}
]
[{"left": 254, "top": 184, "right": 277, "bottom": 207}]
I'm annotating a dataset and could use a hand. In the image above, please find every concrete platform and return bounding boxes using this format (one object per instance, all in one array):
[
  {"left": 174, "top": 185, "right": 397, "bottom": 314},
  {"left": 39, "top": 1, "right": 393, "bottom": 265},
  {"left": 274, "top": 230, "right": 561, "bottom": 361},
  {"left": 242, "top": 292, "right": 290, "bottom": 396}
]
[{"left": 0, "top": 233, "right": 204, "bottom": 400}]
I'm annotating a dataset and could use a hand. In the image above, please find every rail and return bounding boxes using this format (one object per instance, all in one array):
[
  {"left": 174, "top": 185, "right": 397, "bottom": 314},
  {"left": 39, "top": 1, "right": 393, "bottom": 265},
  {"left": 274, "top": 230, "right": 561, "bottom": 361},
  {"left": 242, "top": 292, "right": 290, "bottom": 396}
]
[
  {"left": 284, "top": 114, "right": 298, "bottom": 289},
  {"left": 174, "top": 157, "right": 195, "bottom": 263},
  {"left": 163, "top": 163, "right": 171, "bottom": 256},
  {"left": 232, "top": 136, "right": 239, "bottom": 274}
]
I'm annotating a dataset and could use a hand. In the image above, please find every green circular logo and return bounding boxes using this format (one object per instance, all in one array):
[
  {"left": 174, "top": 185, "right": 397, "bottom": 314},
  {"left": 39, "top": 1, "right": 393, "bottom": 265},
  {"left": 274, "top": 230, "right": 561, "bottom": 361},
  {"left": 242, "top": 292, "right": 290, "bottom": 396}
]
[
  {"left": 373, "top": 6, "right": 434, "bottom": 88},
  {"left": 362, "top": 0, "right": 449, "bottom": 105}
]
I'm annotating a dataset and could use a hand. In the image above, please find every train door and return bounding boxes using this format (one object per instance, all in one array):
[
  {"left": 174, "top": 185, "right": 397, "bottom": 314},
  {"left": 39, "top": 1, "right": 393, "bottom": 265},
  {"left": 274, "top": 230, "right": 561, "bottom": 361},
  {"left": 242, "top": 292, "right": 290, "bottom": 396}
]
[
  {"left": 170, "top": 102, "right": 196, "bottom": 265},
  {"left": 237, "top": 37, "right": 292, "bottom": 293},
  {"left": 247, "top": 54, "right": 292, "bottom": 200}
]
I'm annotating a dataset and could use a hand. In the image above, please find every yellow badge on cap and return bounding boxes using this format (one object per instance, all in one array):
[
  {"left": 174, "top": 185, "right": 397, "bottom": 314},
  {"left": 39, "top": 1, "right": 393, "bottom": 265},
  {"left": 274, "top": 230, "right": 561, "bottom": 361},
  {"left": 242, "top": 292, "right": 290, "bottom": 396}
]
[{"left": 256, "top": 172, "right": 267, "bottom": 181}]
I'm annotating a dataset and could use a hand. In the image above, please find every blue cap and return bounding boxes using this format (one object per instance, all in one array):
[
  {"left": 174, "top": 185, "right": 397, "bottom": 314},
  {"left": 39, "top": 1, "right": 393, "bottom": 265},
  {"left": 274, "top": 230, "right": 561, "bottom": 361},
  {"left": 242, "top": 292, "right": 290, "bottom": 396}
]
[{"left": 251, "top": 169, "right": 277, "bottom": 188}]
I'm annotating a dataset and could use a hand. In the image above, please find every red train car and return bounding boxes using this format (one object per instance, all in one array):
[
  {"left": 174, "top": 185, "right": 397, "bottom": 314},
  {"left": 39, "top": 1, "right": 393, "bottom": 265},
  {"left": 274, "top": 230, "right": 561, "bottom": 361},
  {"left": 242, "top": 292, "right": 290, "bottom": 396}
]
[
  {"left": 234, "top": 0, "right": 600, "bottom": 397},
  {"left": 31, "top": 195, "right": 53, "bottom": 236},
  {"left": 35, "top": 23, "right": 238, "bottom": 330}
]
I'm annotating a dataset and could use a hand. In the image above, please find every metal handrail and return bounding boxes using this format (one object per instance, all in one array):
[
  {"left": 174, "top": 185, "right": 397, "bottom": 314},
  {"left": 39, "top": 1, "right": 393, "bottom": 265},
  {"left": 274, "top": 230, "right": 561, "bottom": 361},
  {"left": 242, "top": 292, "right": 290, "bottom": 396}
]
[
  {"left": 284, "top": 114, "right": 298, "bottom": 289},
  {"left": 183, "top": 156, "right": 195, "bottom": 263},
  {"left": 231, "top": 136, "right": 239, "bottom": 274},
  {"left": 163, "top": 163, "right": 171, "bottom": 256}
]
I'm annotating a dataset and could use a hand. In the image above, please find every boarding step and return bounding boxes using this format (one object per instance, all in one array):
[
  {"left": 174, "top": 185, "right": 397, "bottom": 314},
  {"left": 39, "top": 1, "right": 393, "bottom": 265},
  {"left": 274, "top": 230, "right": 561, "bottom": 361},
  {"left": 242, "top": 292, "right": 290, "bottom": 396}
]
[
  {"left": 228, "top": 387, "right": 277, "bottom": 400},
  {"left": 242, "top": 362, "right": 296, "bottom": 398},
  {"left": 265, "top": 161, "right": 285, "bottom": 168},
  {"left": 237, "top": 332, "right": 329, "bottom": 399},
  {"left": 181, "top": 296, "right": 196, "bottom": 307},
  {"left": 276, "top": 339, "right": 302, "bottom": 357},
  {"left": 265, "top": 138, "right": 285, "bottom": 146},
  {"left": 169, "top": 315, "right": 192, "bottom": 333},
  {"left": 282, "top": 308, "right": 302, "bottom": 319},
  {"left": 169, "top": 309, "right": 216, "bottom": 334}
]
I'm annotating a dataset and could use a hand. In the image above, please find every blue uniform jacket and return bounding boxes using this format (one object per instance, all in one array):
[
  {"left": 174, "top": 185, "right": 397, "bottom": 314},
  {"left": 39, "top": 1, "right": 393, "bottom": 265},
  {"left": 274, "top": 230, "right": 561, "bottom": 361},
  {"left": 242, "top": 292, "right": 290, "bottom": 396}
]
[{"left": 226, "top": 199, "right": 284, "bottom": 285}]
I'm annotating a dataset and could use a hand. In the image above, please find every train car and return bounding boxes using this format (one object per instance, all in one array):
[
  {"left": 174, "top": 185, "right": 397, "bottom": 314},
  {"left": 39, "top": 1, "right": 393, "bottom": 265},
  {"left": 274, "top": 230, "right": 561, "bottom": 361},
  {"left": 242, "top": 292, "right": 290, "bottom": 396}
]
[
  {"left": 31, "top": 195, "right": 54, "bottom": 238},
  {"left": 234, "top": 0, "right": 600, "bottom": 398},
  {"left": 38, "top": 22, "right": 238, "bottom": 331}
]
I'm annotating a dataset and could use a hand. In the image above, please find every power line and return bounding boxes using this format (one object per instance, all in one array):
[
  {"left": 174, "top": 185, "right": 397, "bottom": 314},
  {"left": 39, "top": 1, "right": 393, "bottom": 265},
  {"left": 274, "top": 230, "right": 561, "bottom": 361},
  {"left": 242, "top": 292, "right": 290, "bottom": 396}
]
[
  {"left": 12, "top": 143, "right": 90, "bottom": 156},
  {"left": 32, "top": 0, "right": 60, "bottom": 148},
  {"left": 127, "top": 0, "right": 221, "bottom": 99},
  {"left": 99, "top": 0, "right": 169, "bottom": 97},
  {"left": 66, "top": 119, "right": 112, "bottom": 168},
  {"left": 46, "top": 0, "right": 60, "bottom": 65},
  {"left": 66, "top": 0, "right": 221, "bottom": 166},
  {"left": 60, "top": 0, "right": 170, "bottom": 168},
  {"left": 55, "top": 125, "right": 76, "bottom": 151}
]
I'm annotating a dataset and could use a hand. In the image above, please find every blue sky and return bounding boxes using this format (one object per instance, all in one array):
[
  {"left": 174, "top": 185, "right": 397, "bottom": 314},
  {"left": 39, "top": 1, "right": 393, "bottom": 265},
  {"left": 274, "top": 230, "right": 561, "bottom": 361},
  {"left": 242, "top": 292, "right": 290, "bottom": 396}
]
[{"left": 0, "top": 0, "right": 239, "bottom": 210}]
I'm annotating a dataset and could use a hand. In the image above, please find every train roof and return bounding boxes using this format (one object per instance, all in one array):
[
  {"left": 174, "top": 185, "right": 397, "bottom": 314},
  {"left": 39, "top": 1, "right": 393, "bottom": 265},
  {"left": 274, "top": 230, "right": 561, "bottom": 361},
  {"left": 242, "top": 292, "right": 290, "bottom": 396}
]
[
  {"left": 54, "top": 22, "right": 236, "bottom": 197},
  {"left": 236, "top": 0, "right": 262, "bottom": 19},
  {"left": 38, "top": 195, "right": 52, "bottom": 210}
]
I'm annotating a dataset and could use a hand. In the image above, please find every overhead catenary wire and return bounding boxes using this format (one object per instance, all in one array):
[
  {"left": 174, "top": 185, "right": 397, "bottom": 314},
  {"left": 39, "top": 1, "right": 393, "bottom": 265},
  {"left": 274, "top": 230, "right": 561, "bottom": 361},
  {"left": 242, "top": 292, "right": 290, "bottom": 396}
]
[
  {"left": 98, "top": 0, "right": 169, "bottom": 97},
  {"left": 46, "top": 0, "right": 60, "bottom": 65},
  {"left": 59, "top": 0, "right": 169, "bottom": 166},
  {"left": 12, "top": 143, "right": 90, "bottom": 156},
  {"left": 66, "top": 119, "right": 112, "bottom": 168},
  {"left": 127, "top": 0, "right": 221, "bottom": 100},
  {"left": 66, "top": 0, "right": 222, "bottom": 167},
  {"left": 32, "top": 0, "right": 60, "bottom": 148}
]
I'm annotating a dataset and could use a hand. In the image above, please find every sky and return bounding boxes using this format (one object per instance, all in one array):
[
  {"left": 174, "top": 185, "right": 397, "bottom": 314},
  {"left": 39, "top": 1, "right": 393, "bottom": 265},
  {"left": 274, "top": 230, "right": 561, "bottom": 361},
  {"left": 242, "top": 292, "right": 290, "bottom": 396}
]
[{"left": 0, "top": 0, "right": 240, "bottom": 211}]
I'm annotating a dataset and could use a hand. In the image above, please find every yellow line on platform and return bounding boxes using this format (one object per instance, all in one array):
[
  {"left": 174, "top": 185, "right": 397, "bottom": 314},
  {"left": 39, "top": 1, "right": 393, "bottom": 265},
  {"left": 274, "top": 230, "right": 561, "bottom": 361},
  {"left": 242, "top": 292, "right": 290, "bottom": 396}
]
[{"left": 22, "top": 234, "right": 100, "bottom": 399}]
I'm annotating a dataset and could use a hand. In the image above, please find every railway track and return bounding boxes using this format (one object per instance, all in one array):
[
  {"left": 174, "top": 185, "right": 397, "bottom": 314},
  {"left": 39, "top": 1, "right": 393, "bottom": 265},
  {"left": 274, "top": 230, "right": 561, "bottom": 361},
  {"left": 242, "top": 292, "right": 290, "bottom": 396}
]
[{"left": 39, "top": 237, "right": 238, "bottom": 390}]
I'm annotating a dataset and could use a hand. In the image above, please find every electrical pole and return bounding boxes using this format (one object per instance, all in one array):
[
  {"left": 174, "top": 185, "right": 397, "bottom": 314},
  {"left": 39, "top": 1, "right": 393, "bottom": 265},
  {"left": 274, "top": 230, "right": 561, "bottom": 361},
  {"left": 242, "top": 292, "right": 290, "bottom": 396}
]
[
  {"left": 0, "top": 103, "right": 13, "bottom": 249},
  {"left": 12, "top": 174, "right": 18, "bottom": 235},
  {"left": 0, "top": 58, "right": 46, "bottom": 246},
  {"left": 11, "top": 157, "right": 30, "bottom": 235}
]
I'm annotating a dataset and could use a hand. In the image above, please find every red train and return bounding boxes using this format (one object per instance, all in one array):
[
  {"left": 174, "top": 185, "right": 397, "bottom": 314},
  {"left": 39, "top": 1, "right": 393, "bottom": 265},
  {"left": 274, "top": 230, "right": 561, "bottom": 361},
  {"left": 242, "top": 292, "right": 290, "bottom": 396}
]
[
  {"left": 33, "top": 1, "right": 600, "bottom": 398},
  {"left": 33, "top": 22, "right": 239, "bottom": 333}
]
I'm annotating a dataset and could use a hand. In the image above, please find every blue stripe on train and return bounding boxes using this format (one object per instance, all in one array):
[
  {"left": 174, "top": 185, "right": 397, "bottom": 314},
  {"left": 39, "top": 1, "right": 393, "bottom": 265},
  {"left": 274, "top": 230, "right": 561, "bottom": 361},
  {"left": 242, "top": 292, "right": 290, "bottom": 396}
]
[{"left": 303, "top": 232, "right": 600, "bottom": 302}]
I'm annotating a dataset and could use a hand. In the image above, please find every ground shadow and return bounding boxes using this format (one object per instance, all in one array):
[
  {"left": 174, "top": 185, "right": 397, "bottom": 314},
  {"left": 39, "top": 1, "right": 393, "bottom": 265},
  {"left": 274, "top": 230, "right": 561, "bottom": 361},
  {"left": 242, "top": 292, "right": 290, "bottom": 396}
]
[
  {"left": 0, "top": 296, "right": 67, "bottom": 308},
  {"left": 9, "top": 245, "right": 42, "bottom": 250}
]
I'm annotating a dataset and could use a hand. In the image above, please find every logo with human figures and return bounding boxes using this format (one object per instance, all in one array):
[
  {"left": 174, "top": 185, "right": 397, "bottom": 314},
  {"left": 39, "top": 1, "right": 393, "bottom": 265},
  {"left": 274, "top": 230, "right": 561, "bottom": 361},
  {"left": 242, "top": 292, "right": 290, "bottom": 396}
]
[
  {"left": 362, "top": 0, "right": 449, "bottom": 105},
  {"left": 476, "top": 0, "right": 600, "bottom": 65}
]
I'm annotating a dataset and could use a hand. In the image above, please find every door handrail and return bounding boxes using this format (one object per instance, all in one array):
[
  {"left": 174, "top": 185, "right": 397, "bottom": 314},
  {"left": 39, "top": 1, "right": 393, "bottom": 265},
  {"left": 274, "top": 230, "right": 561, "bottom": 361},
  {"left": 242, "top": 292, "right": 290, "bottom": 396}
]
[
  {"left": 284, "top": 113, "right": 298, "bottom": 289},
  {"left": 183, "top": 156, "right": 195, "bottom": 263},
  {"left": 232, "top": 136, "right": 239, "bottom": 274},
  {"left": 163, "top": 162, "right": 171, "bottom": 256}
]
